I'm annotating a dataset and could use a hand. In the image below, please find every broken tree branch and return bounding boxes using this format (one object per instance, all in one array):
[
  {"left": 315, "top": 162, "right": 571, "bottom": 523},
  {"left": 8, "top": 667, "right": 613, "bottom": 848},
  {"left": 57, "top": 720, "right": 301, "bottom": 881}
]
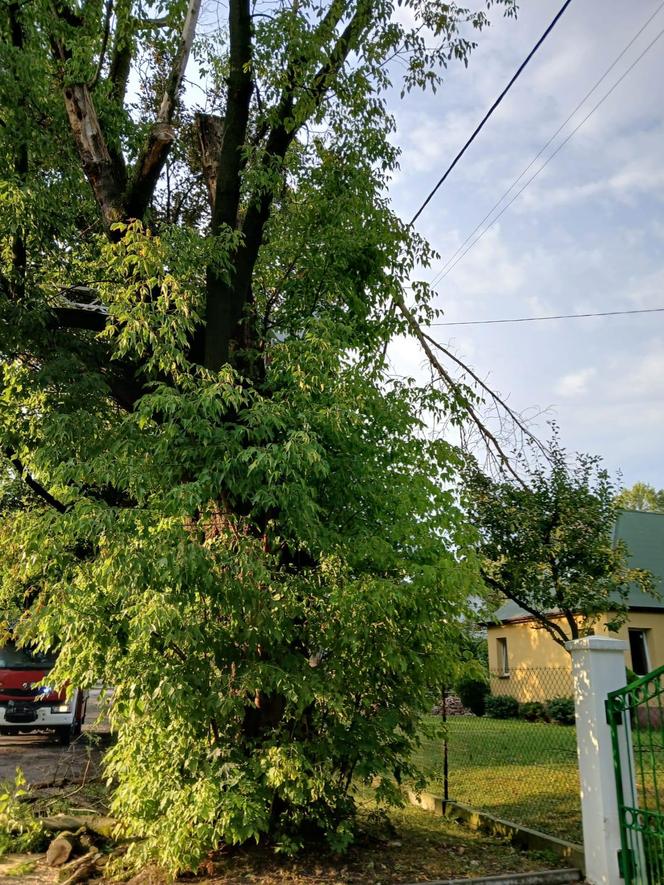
[
  {"left": 124, "top": 0, "right": 202, "bottom": 220},
  {"left": 392, "top": 292, "right": 525, "bottom": 483}
]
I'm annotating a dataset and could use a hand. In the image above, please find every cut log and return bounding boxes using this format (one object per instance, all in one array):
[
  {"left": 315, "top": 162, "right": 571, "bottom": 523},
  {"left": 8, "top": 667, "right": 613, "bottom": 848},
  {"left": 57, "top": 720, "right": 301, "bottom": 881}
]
[
  {"left": 58, "top": 852, "right": 103, "bottom": 885},
  {"left": 41, "top": 814, "right": 117, "bottom": 840},
  {"left": 46, "top": 833, "right": 79, "bottom": 867}
]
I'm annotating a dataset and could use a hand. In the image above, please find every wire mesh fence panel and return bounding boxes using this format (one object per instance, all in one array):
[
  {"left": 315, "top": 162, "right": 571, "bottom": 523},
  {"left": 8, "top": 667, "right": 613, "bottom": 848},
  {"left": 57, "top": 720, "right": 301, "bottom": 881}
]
[{"left": 413, "top": 668, "right": 582, "bottom": 844}]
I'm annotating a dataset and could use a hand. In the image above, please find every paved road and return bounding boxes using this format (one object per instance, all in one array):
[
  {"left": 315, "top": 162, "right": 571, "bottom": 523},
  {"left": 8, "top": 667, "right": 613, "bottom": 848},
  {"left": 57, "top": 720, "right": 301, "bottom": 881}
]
[{"left": 0, "top": 689, "right": 110, "bottom": 785}]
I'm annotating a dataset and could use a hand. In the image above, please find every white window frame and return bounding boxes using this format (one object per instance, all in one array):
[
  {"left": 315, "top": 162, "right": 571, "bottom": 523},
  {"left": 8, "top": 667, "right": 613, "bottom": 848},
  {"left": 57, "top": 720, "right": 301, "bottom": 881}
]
[
  {"left": 497, "top": 637, "right": 510, "bottom": 677},
  {"left": 628, "top": 628, "right": 651, "bottom": 676}
]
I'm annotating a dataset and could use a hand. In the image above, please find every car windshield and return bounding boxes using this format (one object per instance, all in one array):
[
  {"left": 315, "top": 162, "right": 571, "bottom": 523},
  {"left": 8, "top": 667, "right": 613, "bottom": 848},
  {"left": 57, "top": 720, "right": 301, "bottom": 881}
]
[{"left": 0, "top": 642, "right": 57, "bottom": 670}]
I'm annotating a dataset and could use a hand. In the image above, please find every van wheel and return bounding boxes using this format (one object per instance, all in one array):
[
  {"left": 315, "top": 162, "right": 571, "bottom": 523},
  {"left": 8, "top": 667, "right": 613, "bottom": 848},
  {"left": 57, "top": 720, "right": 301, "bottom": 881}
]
[{"left": 55, "top": 725, "right": 74, "bottom": 745}]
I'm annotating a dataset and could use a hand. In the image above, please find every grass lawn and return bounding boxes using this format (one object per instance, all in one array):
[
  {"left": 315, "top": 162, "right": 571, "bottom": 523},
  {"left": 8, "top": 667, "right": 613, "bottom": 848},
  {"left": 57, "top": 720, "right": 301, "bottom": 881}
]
[{"left": 413, "top": 716, "right": 582, "bottom": 843}]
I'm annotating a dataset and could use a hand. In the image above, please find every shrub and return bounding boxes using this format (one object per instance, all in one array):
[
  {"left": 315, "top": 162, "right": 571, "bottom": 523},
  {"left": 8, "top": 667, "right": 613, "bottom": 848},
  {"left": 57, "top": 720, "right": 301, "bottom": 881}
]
[
  {"left": 546, "top": 696, "right": 575, "bottom": 725},
  {"left": 519, "top": 701, "right": 547, "bottom": 722},
  {"left": 485, "top": 694, "right": 519, "bottom": 719},
  {"left": 0, "top": 771, "right": 47, "bottom": 858},
  {"left": 455, "top": 676, "right": 489, "bottom": 716}
]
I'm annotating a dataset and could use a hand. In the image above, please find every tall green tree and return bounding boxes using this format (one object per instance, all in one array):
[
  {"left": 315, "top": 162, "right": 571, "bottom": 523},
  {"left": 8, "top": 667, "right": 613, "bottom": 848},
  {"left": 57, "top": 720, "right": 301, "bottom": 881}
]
[
  {"left": 616, "top": 482, "right": 664, "bottom": 513},
  {"left": 0, "top": 0, "right": 516, "bottom": 870},
  {"left": 464, "top": 430, "right": 655, "bottom": 649}
]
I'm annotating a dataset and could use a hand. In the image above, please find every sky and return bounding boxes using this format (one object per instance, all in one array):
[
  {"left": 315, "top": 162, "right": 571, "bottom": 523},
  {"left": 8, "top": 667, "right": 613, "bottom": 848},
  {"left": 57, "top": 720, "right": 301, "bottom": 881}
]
[{"left": 384, "top": 0, "right": 664, "bottom": 488}]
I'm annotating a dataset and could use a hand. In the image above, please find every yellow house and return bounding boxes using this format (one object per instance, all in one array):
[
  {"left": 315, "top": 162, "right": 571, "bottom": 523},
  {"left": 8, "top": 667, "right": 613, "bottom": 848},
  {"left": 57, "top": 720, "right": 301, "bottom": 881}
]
[{"left": 486, "top": 509, "right": 664, "bottom": 702}]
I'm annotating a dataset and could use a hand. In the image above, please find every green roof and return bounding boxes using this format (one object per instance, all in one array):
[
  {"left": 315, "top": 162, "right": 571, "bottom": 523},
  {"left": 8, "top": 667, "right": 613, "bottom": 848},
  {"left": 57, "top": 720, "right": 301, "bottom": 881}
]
[{"left": 494, "top": 509, "right": 664, "bottom": 623}]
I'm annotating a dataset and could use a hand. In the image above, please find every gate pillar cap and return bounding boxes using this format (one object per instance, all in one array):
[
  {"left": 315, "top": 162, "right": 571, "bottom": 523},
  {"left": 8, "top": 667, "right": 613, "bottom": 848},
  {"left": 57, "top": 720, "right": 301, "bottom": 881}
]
[{"left": 566, "top": 636, "right": 628, "bottom": 652}]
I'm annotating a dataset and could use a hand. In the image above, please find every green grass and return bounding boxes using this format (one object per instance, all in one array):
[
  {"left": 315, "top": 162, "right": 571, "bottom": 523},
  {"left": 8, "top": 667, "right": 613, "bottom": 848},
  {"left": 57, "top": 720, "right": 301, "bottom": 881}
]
[{"left": 413, "top": 716, "right": 582, "bottom": 843}]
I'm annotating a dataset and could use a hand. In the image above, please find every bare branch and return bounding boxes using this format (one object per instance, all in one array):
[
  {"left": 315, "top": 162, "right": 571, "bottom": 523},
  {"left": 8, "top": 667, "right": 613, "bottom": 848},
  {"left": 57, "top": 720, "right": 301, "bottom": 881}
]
[
  {"left": 483, "top": 574, "right": 570, "bottom": 648},
  {"left": 156, "top": 0, "right": 202, "bottom": 126},
  {"left": 392, "top": 292, "right": 524, "bottom": 483},
  {"left": 108, "top": 0, "right": 133, "bottom": 106},
  {"left": 133, "top": 15, "right": 170, "bottom": 30},
  {"left": 421, "top": 330, "right": 549, "bottom": 461}
]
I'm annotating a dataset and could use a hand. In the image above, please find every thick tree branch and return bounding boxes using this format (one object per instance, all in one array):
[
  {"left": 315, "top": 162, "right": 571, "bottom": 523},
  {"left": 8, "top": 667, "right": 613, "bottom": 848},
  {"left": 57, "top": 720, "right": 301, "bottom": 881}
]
[
  {"left": 204, "top": 1, "right": 370, "bottom": 372},
  {"left": 483, "top": 573, "right": 571, "bottom": 648},
  {"left": 211, "top": 0, "right": 253, "bottom": 234},
  {"left": 124, "top": 0, "right": 202, "bottom": 220},
  {"left": 60, "top": 83, "right": 126, "bottom": 228},
  {"left": 204, "top": 0, "right": 253, "bottom": 371},
  {"left": 108, "top": 0, "right": 132, "bottom": 105},
  {"left": 3, "top": 451, "right": 68, "bottom": 514},
  {"left": 49, "top": 5, "right": 127, "bottom": 229},
  {"left": 195, "top": 113, "right": 225, "bottom": 210}
]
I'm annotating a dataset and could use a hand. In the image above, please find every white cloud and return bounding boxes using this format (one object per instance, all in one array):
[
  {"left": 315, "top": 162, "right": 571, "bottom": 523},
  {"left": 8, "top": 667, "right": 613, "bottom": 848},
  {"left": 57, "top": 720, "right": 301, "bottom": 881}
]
[{"left": 554, "top": 368, "right": 597, "bottom": 398}]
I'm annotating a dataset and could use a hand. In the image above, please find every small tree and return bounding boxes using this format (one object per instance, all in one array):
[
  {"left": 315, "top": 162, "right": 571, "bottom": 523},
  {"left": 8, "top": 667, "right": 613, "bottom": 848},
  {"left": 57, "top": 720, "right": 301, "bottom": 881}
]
[{"left": 464, "top": 430, "right": 655, "bottom": 649}]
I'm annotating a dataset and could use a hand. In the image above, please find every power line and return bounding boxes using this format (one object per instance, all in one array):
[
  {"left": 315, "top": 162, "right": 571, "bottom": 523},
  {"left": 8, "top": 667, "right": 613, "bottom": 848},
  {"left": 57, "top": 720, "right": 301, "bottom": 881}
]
[
  {"left": 408, "top": 0, "right": 575, "bottom": 226},
  {"left": 431, "top": 22, "right": 664, "bottom": 285},
  {"left": 429, "top": 0, "right": 664, "bottom": 288},
  {"left": 431, "top": 307, "right": 664, "bottom": 327}
]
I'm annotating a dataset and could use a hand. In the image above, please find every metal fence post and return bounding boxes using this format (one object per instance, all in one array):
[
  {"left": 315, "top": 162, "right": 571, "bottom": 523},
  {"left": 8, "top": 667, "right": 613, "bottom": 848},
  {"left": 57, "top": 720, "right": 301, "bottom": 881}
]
[{"left": 566, "top": 636, "right": 628, "bottom": 885}]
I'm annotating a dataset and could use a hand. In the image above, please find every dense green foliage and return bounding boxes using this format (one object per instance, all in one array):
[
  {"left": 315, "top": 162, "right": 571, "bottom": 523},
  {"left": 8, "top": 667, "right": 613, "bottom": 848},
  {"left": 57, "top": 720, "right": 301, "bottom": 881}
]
[
  {"left": 484, "top": 694, "right": 519, "bottom": 719},
  {"left": 616, "top": 482, "right": 664, "bottom": 513},
  {"left": 516, "top": 701, "right": 544, "bottom": 722},
  {"left": 0, "top": 0, "right": 518, "bottom": 872},
  {"left": 464, "top": 429, "right": 655, "bottom": 648},
  {"left": 0, "top": 773, "right": 47, "bottom": 858},
  {"left": 544, "top": 697, "right": 575, "bottom": 726}
]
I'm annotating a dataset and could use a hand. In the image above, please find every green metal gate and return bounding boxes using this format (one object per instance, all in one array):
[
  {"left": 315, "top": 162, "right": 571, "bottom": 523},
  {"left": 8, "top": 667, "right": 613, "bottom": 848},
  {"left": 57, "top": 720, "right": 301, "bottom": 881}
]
[{"left": 607, "top": 665, "right": 664, "bottom": 883}]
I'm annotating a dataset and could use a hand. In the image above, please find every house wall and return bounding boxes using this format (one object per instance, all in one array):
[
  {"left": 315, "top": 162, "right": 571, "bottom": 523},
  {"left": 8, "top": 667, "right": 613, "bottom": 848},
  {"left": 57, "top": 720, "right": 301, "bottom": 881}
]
[
  {"left": 595, "top": 611, "right": 664, "bottom": 673},
  {"left": 487, "top": 617, "right": 573, "bottom": 701},
  {"left": 487, "top": 612, "right": 664, "bottom": 701}
]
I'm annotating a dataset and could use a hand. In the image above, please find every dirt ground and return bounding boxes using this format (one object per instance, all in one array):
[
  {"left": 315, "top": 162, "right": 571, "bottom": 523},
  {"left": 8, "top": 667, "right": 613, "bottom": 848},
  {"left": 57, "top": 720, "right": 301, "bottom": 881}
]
[{"left": 0, "top": 690, "right": 109, "bottom": 786}]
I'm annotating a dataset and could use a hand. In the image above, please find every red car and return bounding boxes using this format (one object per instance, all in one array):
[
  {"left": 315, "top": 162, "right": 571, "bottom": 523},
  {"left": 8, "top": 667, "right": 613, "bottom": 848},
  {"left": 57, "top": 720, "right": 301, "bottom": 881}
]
[{"left": 0, "top": 642, "right": 87, "bottom": 744}]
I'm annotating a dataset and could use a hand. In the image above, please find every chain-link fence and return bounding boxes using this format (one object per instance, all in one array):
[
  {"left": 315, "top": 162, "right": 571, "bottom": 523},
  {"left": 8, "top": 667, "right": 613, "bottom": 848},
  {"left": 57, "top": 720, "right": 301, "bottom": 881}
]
[{"left": 414, "top": 668, "right": 582, "bottom": 844}]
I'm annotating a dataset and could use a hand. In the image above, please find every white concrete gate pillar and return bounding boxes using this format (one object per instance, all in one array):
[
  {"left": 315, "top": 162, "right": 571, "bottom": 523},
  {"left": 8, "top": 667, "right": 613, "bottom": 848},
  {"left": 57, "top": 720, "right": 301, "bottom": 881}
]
[{"left": 566, "top": 636, "right": 628, "bottom": 885}]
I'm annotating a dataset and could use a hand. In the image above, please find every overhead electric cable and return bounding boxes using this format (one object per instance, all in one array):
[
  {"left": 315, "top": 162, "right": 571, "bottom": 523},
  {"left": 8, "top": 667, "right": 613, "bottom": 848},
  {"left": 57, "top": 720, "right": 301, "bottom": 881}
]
[
  {"left": 408, "top": 0, "right": 575, "bottom": 226},
  {"left": 429, "top": 0, "right": 664, "bottom": 287},
  {"left": 430, "top": 23, "right": 664, "bottom": 284},
  {"left": 430, "top": 307, "right": 664, "bottom": 327}
]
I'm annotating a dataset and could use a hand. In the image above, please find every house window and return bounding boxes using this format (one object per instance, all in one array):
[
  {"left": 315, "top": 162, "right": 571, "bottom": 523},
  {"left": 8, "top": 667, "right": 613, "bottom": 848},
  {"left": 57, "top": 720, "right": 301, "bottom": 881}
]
[
  {"left": 628, "top": 629, "right": 650, "bottom": 676},
  {"left": 497, "top": 638, "right": 509, "bottom": 676}
]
